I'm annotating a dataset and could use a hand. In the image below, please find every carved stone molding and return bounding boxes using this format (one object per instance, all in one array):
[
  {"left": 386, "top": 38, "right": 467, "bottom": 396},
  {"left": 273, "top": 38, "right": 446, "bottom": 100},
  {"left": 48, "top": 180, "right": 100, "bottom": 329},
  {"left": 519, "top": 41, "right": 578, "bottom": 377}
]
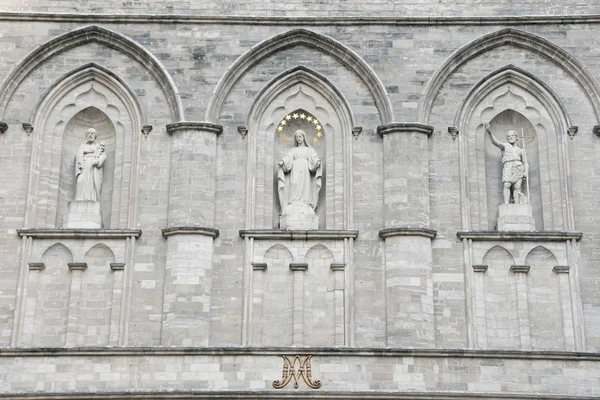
[
  {"left": 237, "top": 125, "right": 248, "bottom": 138},
  {"left": 68, "top": 262, "right": 88, "bottom": 271},
  {"left": 252, "top": 262, "right": 267, "bottom": 271},
  {"left": 448, "top": 126, "right": 459, "bottom": 140},
  {"left": 330, "top": 263, "right": 345, "bottom": 271},
  {"left": 28, "top": 262, "right": 45, "bottom": 271},
  {"left": 22, "top": 122, "right": 33, "bottom": 136},
  {"left": 553, "top": 265, "right": 570, "bottom": 274},
  {"left": 510, "top": 264, "right": 530, "bottom": 274},
  {"left": 472, "top": 264, "right": 488, "bottom": 273},
  {"left": 273, "top": 355, "right": 322, "bottom": 389},
  {"left": 166, "top": 121, "right": 223, "bottom": 136},
  {"left": 456, "top": 230, "right": 582, "bottom": 242},
  {"left": 377, "top": 122, "right": 434, "bottom": 137},
  {"left": 161, "top": 226, "right": 219, "bottom": 238},
  {"left": 17, "top": 229, "right": 142, "bottom": 239},
  {"left": 379, "top": 227, "right": 437, "bottom": 240},
  {"left": 567, "top": 126, "right": 578, "bottom": 140},
  {"left": 289, "top": 263, "right": 308, "bottom": 271},
  {"left": 141, "top": 125, "right": 153, "bottom": 138},
  {"left": 239, "top": 229, "right": 358, "bottom": 240},
  {"left": 0, "top": 121, "right": 7, "bottom": 134},
  {"left": 351, "top": 126, "right": 362, "bottom": 140},
  {"left": 593, "top": 125, "right": 600, "bottom": 137},
  {"left": 110, "top": 263, "right": 125, "bottom": 271}
]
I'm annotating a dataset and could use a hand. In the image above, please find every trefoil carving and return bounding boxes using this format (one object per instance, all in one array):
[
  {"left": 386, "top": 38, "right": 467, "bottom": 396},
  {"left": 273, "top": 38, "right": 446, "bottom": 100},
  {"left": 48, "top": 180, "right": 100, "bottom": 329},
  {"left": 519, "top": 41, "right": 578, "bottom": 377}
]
[{"left": 273, "top": 355, "right": 322, "bottom": 389}]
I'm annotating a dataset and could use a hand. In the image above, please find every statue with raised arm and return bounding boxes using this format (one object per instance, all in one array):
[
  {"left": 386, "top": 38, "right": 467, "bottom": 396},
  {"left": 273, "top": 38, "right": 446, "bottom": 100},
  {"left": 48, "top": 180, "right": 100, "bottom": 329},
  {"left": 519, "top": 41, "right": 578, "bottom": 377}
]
[
  {"left": 75, "top": 128, "right": 106, "bottom": 202},
  {"left": 485, "top": 123, "right": 529, "bottom": 204},
  {"left": 277, "top": 129, "right": 322, "bottom": 229}
]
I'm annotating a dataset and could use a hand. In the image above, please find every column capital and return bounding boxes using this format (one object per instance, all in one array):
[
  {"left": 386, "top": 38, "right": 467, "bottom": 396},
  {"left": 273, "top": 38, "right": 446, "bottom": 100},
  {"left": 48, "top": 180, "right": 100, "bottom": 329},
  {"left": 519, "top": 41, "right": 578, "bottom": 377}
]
[
  {"left": 166, "top": 121, "right": 223, "bottom": 135},
  {"left": 377, "top": 122, "right": 434, "bottom": 137}
]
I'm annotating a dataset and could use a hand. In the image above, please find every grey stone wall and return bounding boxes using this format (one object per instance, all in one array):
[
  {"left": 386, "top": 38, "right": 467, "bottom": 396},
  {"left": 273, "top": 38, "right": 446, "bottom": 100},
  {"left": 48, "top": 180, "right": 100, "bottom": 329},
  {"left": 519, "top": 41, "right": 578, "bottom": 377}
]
[{"left": 0, "top": 6, "right": 599, "bottom": 397}]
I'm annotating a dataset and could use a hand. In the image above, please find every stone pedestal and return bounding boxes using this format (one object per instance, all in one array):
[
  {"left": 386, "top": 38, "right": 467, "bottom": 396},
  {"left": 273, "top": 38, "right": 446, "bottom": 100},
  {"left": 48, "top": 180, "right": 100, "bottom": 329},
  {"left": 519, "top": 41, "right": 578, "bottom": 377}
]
[
  {"left": 280, "top": 202, "right": 318, "bottom": 230},
  {"left": 498, "top": 203, "right": 535, "bottom": 231},
  {"left": 63, "top": 201, "right": 102, "bottom": 229}
]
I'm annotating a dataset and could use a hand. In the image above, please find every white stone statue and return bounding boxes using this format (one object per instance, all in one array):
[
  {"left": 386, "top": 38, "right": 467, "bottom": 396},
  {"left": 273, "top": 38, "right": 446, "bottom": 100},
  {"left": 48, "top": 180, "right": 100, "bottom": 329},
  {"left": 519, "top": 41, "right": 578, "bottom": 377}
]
[
  {"left": 75, "top": 128, "right": 106, "bottom": 202},
  {"left": 485, "top": 123, "right": 529, "bottom": 204},
  {"left": 277, "top": 130, "right": 322, "bottom": 229}
]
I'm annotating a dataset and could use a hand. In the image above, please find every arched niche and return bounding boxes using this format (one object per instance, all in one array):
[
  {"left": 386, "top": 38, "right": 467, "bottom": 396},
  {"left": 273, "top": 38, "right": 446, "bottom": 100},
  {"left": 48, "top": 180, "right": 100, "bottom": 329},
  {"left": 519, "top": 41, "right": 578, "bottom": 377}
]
[
  {"left": 27, "top": 64, "right": 143, "bottom": 229},
  {"left": 245, "top": 67, "right": 354, "bottom": 230},
  {"left": 484, "top": 109, "right": 542, "bottom": 230},
  {"left": 57, "top": 106, "right": 117, "bottom": 228},
  {"left": 455, "top": 66, "right": 573, "bottom": 231}
]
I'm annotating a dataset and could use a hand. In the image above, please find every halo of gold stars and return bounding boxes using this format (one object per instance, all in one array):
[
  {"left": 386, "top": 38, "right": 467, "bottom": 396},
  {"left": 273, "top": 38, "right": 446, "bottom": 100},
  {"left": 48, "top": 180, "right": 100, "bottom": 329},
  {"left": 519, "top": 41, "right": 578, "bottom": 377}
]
[{"left": 277, "top": 111, "right": 323, "bottom": 144}]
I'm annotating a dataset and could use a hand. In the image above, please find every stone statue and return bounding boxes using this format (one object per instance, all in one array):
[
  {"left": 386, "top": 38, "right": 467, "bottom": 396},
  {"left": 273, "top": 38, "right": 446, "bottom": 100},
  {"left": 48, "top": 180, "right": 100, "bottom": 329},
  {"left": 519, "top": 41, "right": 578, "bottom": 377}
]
[
  {"left": 75, "top": 128, "right": 106, "bottom": 202},
  {"left": 485, "top": 123, "right": 529, "bottom": 204},
  {"left": 277, "top": 130, "right": 322, "bottom": 229}
]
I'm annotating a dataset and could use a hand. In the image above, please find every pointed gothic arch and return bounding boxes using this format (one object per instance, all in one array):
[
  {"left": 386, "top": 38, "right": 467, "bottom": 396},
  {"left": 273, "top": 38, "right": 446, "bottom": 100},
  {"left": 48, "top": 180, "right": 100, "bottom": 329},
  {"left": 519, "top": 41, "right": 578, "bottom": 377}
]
[
  {"left": 0, "top": 25, "right": 183, "bottom": 121},
  {"left": 420, "top": 28, "right": 600, "bottom": 122},
  {"left": 206, "top": 28, "right": 393, "bottom": 123}
]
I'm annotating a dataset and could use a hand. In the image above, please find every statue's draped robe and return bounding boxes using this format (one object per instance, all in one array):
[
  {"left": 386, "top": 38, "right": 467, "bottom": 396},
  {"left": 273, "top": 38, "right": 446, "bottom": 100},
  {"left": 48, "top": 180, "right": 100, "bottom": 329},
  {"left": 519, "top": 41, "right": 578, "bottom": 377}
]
[
  {"left": 278, "top": 145, "right": 322, "bottom": 212},
  {"left": 75, "top": 143, "right": 106, "bottom": 202},
  {"left": 500, "top": 142, "right": 524, "bottom": 184}
]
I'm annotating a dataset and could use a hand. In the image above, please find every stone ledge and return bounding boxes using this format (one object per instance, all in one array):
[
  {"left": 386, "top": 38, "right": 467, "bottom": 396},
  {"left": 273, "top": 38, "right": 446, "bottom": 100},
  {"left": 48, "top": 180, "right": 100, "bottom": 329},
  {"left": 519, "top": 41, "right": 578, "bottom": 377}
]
[
  {"left": 456, "top": 230, "right": 582, "bottom": 241},
  {"left": 162, "top": 226, "right": 219, "bottom": 238},
  {"left": 166, "top": 121, "right": 222, "bottom": 135},
  {"left": 379, "top": 227, "right": 437, "bottom": 239},
  {"left": 17, "top": 229, "right": 142, "bottom": 239},
  {"left": 239, "top": 229, "right": 358, "bottom": 240},
  {"left": 1, "top": 389, "right": 598, "bottom": 400},
  {"left": 377, "top": 122, "right": 434, "bottom": 137},
  {"left": 2, "top": 12, "right": 600, "bottom": 26},
  {"left": 2, "top": 346, "right": 598, "bottom": 361}
]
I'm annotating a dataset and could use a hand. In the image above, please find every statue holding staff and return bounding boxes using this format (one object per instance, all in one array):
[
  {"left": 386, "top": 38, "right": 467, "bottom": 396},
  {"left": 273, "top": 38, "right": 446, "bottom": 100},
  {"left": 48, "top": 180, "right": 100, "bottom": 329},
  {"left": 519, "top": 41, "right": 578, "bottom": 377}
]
[{"left": 485, "top": 123, "right": 529, "bottom": 204}]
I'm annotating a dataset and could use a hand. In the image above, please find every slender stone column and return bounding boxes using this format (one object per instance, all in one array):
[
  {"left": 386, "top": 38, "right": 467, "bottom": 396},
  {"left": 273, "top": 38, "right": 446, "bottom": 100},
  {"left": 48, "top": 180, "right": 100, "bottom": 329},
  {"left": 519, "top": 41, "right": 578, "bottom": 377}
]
[
  {"left": 378, "top": 123, "right": 435, "bottom": 347},
  {"left": 161, "top": 122, "right": 221, "bottom": 346}
]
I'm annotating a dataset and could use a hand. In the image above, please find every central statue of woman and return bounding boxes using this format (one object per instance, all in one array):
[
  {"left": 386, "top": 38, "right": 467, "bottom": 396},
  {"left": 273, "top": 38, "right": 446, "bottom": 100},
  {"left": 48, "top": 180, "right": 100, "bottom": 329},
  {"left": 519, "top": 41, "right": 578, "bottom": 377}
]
[{"left": 277, "top": 130, "right": 322, "bottom": 229}]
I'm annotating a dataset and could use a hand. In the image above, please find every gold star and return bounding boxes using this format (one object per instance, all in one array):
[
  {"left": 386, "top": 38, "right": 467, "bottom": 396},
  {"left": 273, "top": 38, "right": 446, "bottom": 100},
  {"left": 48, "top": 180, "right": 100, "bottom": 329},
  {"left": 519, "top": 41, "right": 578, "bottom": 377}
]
[
  {"left": 317, "top": 132, "right": 322, "bottom": 137},
  {"left": 280, "top": 120, "right": 286, "bottom": 126},
  {"left": 285, "top": 115, "right": 292, "bottom": 120},
  {"left": 306, "top": 116, "right": 313, "bottom": 122},
  {"left": 277, "top": 126, "right": 283, "bottom": 132},
  {"left": 312, "top": 137, "right": 318, "bottom": 143},
  {"left": 316, "top": 125, "right": 322, "bottom": 131},
  {"left": 312, "top": 119, "right": 319, "bottom": 125},
  {"left": 292, "top": 113, "right": 299, "bottom": 119},
  {"left": 300, "top": 114, "right": 306, "bottom": 119}
]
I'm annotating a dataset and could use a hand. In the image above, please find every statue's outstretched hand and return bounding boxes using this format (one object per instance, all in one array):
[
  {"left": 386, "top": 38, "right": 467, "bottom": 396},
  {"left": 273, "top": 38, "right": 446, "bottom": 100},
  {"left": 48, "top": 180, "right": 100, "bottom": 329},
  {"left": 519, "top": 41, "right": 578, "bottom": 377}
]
[{"left": 485, "top": 123, "right": 491, "bottom": 133}]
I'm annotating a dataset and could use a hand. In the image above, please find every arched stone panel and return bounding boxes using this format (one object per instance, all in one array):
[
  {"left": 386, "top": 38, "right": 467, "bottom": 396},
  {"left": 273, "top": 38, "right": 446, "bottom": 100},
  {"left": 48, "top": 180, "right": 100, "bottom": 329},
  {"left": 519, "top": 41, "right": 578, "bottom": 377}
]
[
  {"left": 23, "top": 243, "right": 73, "bottom": 347},
  {"left": 244, "top": 66, "right": 355, "bottom": 230},
  {"left": 420, "top": 28, "right": 600, "bottom": 122},
  {"left": 525, "top": 246, "right": 564, "bottom": 350},
  {"left": 206, "top": 28, "right": 392, "bottom": 124},
  {"left": 303, "top": 244, "right": 336, "bottom": 346},
  {"left": 482, "top": 245, "right": 519, "bottom": 349},
  {"left": 26, "top": 64, "right": 143, "bottom": 229},
  {"left": 455, "top": 66, "right": 573, "bottom": 231},
  {"left": 0, "top": 25, "right": 182, "bottom": 121},
  {"left": 251, "top": 244, "right": 294, "bottom": 346}
]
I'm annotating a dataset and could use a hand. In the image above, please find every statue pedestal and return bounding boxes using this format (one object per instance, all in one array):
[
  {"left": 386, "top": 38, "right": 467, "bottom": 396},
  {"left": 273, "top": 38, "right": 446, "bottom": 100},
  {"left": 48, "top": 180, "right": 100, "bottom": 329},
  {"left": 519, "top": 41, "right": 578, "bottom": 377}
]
[
  {"left": 497, "top": 203, "right": 535, "bottom": 231},
  {"left": 280, "top": 202, "right": 318, "bottom": 230},
  {"left": 64, "top": 201, "right": 102, "bottom": 229}
]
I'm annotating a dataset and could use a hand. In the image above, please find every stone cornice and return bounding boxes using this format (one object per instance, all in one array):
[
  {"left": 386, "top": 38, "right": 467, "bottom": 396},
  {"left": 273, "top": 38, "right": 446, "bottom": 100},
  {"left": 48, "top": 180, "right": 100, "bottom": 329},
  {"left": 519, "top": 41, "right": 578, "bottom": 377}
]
[
  {"left": 1, "top": 346, "right": 599, "bottom": 361},
  {"left": 239, "top": 229, "right": 358, "bottom": 240},
  {"left": 457, "top": 230, "right": 582, "bottom": 241},
  {"left": 162, "top": 226, "right": 220, "bottom": 238},
  {"left": 1, "top": 12, "right": 600, "bottom": 26},
  {"left": 379, "top": 227, "right": 437, "bottom": 239},
  {"left": 17, "top": 229, "right": 142, "bottom": 239},
  {"left": 166, "top": 121, "right": 223, "bottom": 135},
  {"left": 377, "top": 122, "right": 434, "bottom": 137}
]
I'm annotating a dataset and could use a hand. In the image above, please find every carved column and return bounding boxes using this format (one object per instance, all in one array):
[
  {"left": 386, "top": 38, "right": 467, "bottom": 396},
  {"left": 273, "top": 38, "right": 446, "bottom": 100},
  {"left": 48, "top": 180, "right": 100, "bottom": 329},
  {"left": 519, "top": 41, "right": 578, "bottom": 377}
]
[
  {"left": 378, "top": 123, "right": 436, "bottom": 347},
  {"left": 162, "top": 122, "right": 222, "bottom": 346}
]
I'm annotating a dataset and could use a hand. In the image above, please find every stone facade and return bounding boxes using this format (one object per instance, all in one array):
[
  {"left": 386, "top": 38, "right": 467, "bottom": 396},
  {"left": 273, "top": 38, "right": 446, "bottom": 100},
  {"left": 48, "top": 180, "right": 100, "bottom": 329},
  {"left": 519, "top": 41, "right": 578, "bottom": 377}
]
[{"left": 0, "top": 1, "right": 600, "bottom": 398}]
